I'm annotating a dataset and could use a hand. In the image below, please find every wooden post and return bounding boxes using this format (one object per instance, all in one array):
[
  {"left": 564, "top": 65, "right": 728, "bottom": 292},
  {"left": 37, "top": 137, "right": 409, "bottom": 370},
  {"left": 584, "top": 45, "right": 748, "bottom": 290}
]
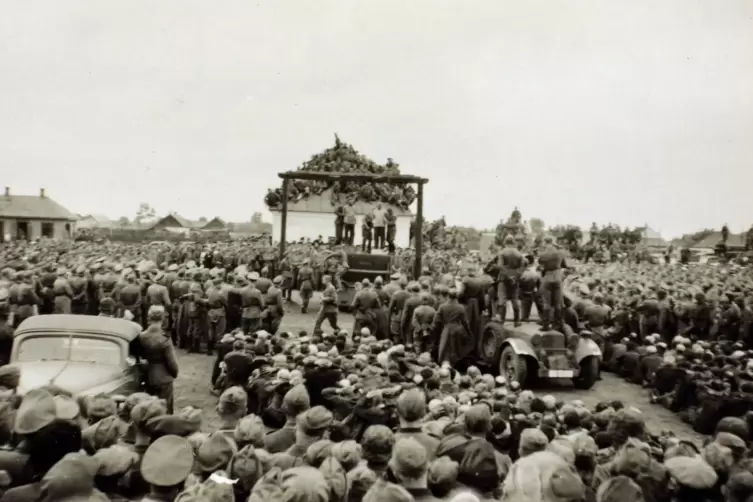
[
  {"left": 279, "top": 178, "right": 289, "bottom": 261},
  {"left": 414, "top": 181, "right": 424, "bottom": 279}
]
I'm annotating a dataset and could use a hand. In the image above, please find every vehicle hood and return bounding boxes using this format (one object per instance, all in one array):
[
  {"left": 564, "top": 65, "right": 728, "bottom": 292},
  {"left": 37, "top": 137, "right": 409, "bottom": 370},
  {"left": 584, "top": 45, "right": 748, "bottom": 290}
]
[{"left": 13, "top": 361, "right": 123, "bottom": 395}]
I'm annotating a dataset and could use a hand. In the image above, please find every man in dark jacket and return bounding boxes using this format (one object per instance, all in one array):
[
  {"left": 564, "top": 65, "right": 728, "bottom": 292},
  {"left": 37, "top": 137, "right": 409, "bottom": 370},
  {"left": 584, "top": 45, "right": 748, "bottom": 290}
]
[{"left": 138, "top": 306, "right": 179, "bottom": 413}]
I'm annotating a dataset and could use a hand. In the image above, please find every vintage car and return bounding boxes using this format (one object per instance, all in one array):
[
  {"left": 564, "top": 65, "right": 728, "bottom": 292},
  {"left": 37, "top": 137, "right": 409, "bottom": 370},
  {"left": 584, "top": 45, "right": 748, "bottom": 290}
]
[
  {"left": 8, "top": 314, "right": 144, "bottom": 397},
  {"left": 478, "top": 318, "right": 602, "bottom": 389}
]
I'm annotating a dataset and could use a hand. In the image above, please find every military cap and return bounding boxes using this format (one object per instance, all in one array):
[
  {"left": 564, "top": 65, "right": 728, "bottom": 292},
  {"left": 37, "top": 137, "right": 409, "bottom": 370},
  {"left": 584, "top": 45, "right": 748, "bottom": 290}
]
[
  {"left": 53, "top": 394, "right": 81, "bottom": 421},
  {"left": 196, "top": 431, "right": 238, "bottom": 473},
  {"left": 87, "top": 394, "right": 117, "bottom": 421},
  {"left": 168, "top": 263, "right": 179, "bottom": 271},
  {"left": 305, "top": 439, "right": 334, "bottom": 468},
  {"left": 40, "top": 453, "right": 100, "bottom": 500},
  {"left": 282, "top": 384, "right": 311, "bottom": 416},
  {"left": 362, "top": 425, "right": 395, "bottom": 465},
  {"left": 596, "top": 475, "right": 643, "bottom": 502},
  {"left": 146, "top": 414, "right": 201, "bottom": 439},
  {"left": 249, "top": 271, "right": 260, "bottom": 281},
  {"left": 130, "top": 398, "right": 168, "bottom": 429},
  {"left": 297, "top": 406, "right": 333, "bottom": 436},
  {"left": 218, "top": 386, "right": 247, "bottom": 417},
  {"left": 142, "top": 435, "right": 195, "bottom": 487},
  {"left": 82, "top": 415, "right": 125, "bottom": 452},
  {"left": 94, "top": 444, "right": 139, "bottom": 477},
  {"left": 0, "top": 365, "right": 20, "bottom": 390},
  {"left": 390, "top": 438, "right": 428, "bottom": 479},
  {"left": 14, "top": 388, "right": 57, "bottom": 435},
  {"left": 234, "top": 414, "right": 265, "bottom": 447},
  {"left": 331, "top": 440, "right": 362, "bottom": 472},
  {"left": 228, "top": 445, "right": 264, "bottom": 491},
  {"left": 273, "top": 275, "right": 283, "bottom": 285},
  {"left": 99, "top": 297, "right": 116, "bottom": 312},
  {"left": 665, "top": 455, "right": 717, "bottom": 489},
  {"left": 281, "top": 467, "right": 330, "bottom": 502}
]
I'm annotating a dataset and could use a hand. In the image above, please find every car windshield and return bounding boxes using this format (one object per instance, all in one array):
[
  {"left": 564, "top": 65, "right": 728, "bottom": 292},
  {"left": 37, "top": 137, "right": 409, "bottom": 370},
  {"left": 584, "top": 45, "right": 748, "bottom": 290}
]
[{"left": 16, "top": 335, "right": 122, "bottom": 365}]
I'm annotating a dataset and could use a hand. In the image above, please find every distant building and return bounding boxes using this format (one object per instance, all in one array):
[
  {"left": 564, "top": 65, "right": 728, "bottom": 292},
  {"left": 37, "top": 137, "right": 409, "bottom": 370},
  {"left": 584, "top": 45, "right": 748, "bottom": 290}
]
[
  {"left": 77, "top": 213, "right": 115, "bottom": 230},
  {"left": 149, "top": 213, "right": 200, "bottom": 236},
  {"left": 0, "top": 187, "right": 77, "bottom": 241},
  {"left": 691, "top": 231, "right": 745, "bottom": 251},
  {"left": 638, "top": 226, "right": 666, "bottom": 248},
  {"left": 201, "top": 217, "right": 227, "bottom": 231},
  {"left": 269, "top": 188, "right": 412, "bottom": 246}
]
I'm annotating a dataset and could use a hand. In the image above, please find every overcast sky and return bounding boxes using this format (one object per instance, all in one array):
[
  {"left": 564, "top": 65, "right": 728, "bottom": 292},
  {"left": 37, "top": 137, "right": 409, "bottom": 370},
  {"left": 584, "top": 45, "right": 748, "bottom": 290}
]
[{"left": 2, "top": 0, "right": 752, "bottom": 238}]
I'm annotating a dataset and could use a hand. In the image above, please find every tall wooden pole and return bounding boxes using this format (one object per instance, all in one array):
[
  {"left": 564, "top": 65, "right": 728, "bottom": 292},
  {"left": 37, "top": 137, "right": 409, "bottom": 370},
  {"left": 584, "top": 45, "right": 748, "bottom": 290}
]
[
  {"left": 279, "top": 178, "right": 289, "bottom": 261},
  {"left": 414, "top": 181, "right": 424, "bottom": 279}
]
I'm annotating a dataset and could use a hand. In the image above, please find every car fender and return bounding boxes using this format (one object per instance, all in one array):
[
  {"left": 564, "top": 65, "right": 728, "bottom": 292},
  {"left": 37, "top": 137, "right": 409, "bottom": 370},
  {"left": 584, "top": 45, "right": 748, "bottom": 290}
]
[
  {"left": 575, "top": 337, "right": 602, "bottom": 364},
  {"left": 501, "top": 338, "right": 537, "bottom": 359}
]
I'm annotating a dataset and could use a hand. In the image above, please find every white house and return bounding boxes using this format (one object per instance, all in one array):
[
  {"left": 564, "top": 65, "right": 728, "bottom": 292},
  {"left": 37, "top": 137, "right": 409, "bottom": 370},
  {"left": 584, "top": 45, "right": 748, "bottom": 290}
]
[
  {"left": 270, "top": 188, "right": 412, "bottom": 247},
  {"left": 77, "top": 214, "right": 114, "bottom": 230}
]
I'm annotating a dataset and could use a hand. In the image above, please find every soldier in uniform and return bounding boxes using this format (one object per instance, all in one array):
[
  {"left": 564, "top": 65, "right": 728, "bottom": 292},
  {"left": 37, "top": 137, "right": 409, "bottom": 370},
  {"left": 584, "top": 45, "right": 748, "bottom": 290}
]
[
  {"left": 37, "top": 265, "right": 57, "bottom": 315},
  {"left": 98, "top": 297, "right": 116, "bottom": 317},
  {"left": 278, "top": 256, "right": 294, "bottom": 302},
  {"left": 52, "top": 269, "right": 73, "bottom": 314},
  {"left": 519, "top": 261, "right": 543, "bottom": 322},
  {"left": 538, "top": 235, "right": 569, "bottom": 331},
  {"left": 400, "top": 283, "right": 422, "bottom": 345},
  {"left": 100, "top": 265, "right": 119, "bottom": 304},
  {"left": 185, "top": 271, "right": 207, "bottom": 353},
  {"left": 173, "top": 270, "right": 191, "bottom": 348},
  {"left": 70, "top": 266, "right": 89, "bottom": 315},
  {"left": 205, "top": 277, "right": 227, "bottom": 355},
  {"left": 12, "top": 272, "right": 39, "bottom": 328},
  {"left": 412, "top": 293, "right": 437, "bottom": 355},
  {"left": 497, "top": 235, "right": 526, "bottom": 326},
  {"left": 314, "top": 275, "right": 339, "bottom": 333},
  {"left": 388, "top": 276, "right": 410, "bottom": 343},
  {"left": 352, "top": 278, "right": 381, "bottom": 337},
  {"left": 296, "top": 259, "right": 315, "bottom": 314},
  {"left": 240, "top": 273, "right": 265, "bottom": 335},
  {"left": 459, "top": 267, "right": 484, "bottom": 347},
  {"left": 119, "top": 273, "right": 143, "bottom": 326},
  {"left": 146, "top": 271, "right": 171, "bottom": 332},
  {"left": 138, "top": 306, "right": 179, "bottom": 413},
  {"left": 262, "top": 276, "right": 285, "bottom": 334}
]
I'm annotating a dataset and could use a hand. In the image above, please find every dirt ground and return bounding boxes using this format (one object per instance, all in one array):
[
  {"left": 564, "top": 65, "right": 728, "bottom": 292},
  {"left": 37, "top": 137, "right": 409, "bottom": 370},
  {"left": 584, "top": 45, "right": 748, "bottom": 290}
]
[{"left": 174, "top": 294, "right": 703, "bottom": 442}]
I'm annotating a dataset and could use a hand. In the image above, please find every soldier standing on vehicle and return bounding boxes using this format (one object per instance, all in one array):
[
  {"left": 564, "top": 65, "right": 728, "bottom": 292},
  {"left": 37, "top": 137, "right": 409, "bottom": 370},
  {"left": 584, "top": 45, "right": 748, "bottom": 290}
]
[
  {"left": 314, "top": 275, "right": 339, "bottom": 333},
  {"left": 519, "top": 260, "right": 543, "bottom": 322},
  {"left": 497, "top": 235, "right": 526, "bottom": 326},
  {"left": 538, "top": 235, "right": 569, "bottom": 331},
  {"left": 343, "top": 201, "right": 357, "bottom": 245},
  {"left": 139, "top": 305, "right": 179, "bottom": 413}
]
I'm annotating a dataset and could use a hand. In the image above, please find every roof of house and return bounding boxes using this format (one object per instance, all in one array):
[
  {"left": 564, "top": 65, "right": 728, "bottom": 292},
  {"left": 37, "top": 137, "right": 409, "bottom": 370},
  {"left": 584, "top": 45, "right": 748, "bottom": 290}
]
[
  {"left": 79, "top": 213, "right": 115, "bottom": 227},
  {"left": 692, "top": 231, "right": 746, "bottom": 249},
  {"left": 149, "top": 213, "right": 201, "bottom": 229},
  {"left": 269, "top": 188, "right": 412, "bottom": 216},
  {"left": 201, "top": 217, "right": 227, "bottom": 230},
  {"left": 0, "top": 194, "right": 77, "bottom": 220}
]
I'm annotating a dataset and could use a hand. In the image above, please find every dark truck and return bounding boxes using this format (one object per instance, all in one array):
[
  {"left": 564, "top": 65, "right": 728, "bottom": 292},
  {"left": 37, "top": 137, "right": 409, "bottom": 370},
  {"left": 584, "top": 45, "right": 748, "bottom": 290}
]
[{"left": 336, "top": 253, "right": 393, "bottom": 312}]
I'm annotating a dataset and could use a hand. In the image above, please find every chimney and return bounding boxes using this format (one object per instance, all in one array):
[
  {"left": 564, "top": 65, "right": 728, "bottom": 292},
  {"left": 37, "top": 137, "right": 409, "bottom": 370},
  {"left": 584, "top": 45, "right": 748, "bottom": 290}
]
[
  {"left": 40, "top": 188, "right": 46, "bottom": 198},
  {"left": 4, "top": 187, "right": 9, "bottom": 196}
]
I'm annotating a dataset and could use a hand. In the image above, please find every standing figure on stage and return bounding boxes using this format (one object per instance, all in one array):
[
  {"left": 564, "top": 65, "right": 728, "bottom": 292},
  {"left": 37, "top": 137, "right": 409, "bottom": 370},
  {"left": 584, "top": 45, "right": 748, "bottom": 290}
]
[
  {"left": 343, "top": 201, "right": 356, "bottom": 245},
  {"left": 334, "top": 205, "right": 345, "bottom": 245}
]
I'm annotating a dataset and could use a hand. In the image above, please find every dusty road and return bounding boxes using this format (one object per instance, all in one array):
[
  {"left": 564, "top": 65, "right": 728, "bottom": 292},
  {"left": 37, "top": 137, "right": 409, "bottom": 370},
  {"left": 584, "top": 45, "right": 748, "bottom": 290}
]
[{"left": 174, "top": 296, "right": 702, "bottom": 442}]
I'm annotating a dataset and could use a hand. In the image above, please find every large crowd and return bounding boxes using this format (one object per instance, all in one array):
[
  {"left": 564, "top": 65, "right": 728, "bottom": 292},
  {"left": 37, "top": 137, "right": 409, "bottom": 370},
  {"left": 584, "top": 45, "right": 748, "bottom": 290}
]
[{"left": 1, "top": 236, "right": 753, "bottom": 502}]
